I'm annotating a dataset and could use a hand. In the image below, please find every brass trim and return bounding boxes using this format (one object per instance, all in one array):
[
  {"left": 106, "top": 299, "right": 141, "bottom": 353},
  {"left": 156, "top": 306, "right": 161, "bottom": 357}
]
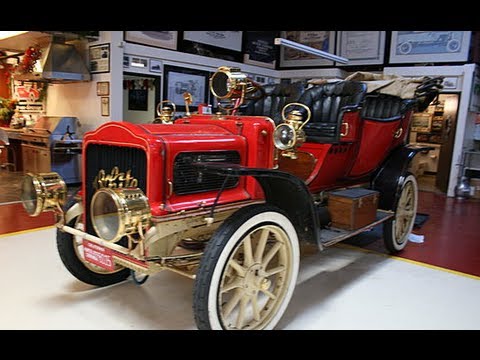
[
  {"left": 340, "top": 122, "right": 349, "bottom": 137},
  {"left": 21, "top": 172, "right": 67, "bottom": 217},
  {"left": 394, "top": 127, "right": 403, "bottom": 139}
]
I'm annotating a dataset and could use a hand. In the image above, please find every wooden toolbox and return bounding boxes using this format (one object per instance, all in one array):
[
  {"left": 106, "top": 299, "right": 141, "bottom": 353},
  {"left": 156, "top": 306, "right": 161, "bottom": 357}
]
[{"left": 328, "top": 188, "right": 379, "bottom": 230}]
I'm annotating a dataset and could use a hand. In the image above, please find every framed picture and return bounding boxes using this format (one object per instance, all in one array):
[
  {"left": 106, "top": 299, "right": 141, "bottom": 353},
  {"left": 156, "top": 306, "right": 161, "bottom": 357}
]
[
  {"left": 389, "top": 31, "right": 472, "bottom": 64},
  {"left": 128, "top": 88, "right": 148, "bottom": 111},
  {"left": 183, "top": 31, "right": 243, "bottom": 52},
  {"left": 124, "top": 31, "right": 178, "bottom": 50},
  {"left": 336, "top": 31, "right": 386, "bottom": 66},
  {"left": 101, "top": 97, "right": 109, "bottom": 117},
  {"left": 411, "top": 112, "right": 432, "bottom": 133},
  {"left": 243, "top": 31, "right": 277, "bottom": 69},
  {"left": 150, "top": 59, "right": 162, "bottom": 73},
  {"left": 96, "top": 81, "right": 109, "bottom": 96},
  {"left": 279, "top": 31, "right": 336, "bottom": 68},
  {"left": 469, "top": 65, "right": 480, "bottom": 112},
  {"left": 163, "top": 65, "right": 209, "bottom": 112},
  {"left": 89, "top": 43, "right": 110, "bottom": 74}
]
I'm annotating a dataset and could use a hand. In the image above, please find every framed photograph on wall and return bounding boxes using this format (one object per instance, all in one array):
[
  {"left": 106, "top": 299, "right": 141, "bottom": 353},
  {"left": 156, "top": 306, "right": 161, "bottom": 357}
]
[
  {"left": 163, "top": 65, "right": 209, "bottom": 112},
  {"left": 125, "top": 31, "right": 178, "bottom": 50},
  {"left": 183, "top": 31, "right": 243, "bottom": 52},
  {"left": 243, "top": 31, "right": 277, "bottom": 69},
  {"left": 336, "top": 31, "right": 386, "bottom": 66},
  {"left": 279, "top": 31, "right": 336, "bottom": 68},
  {"left": 89, "top": 43, "right": 110, "bottom": 74},
  {"left": 389, "top": 31, "right": 472, "bottom": 64}
]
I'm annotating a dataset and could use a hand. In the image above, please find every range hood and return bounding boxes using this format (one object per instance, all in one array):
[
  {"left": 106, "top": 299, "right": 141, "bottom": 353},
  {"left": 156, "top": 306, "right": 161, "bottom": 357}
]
[{"left": 14, "top": 39, "right": 91, "bottom": 83}]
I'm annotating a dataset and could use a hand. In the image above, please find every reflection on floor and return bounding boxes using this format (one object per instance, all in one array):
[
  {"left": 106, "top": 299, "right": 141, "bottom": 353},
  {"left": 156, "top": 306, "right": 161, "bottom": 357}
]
[
  {"left": 0, "top": 171, "right": 24, "bottom": 204},
  {"left": 417, "top": 173, "right": 442, "bottom": 194}
]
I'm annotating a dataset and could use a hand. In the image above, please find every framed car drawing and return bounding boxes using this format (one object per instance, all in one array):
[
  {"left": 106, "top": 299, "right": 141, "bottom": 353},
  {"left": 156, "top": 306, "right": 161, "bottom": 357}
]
[
  {"left": 163, "top": 65, "right": 209, "bottom": 112},
  {"left": 389, "top": 31, "right": 471, "bottom": 64}
]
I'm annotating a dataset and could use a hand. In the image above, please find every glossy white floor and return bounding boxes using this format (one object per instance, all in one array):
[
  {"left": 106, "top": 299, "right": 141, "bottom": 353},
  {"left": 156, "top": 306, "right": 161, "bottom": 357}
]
[{"left": 1, "top": 226, "right": 479, "bottom": 330}]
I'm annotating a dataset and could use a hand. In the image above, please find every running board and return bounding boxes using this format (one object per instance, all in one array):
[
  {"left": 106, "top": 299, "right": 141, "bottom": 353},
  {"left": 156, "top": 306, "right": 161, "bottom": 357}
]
[{"left": 319, "top": 210, "right": 394, "bottom": 248}]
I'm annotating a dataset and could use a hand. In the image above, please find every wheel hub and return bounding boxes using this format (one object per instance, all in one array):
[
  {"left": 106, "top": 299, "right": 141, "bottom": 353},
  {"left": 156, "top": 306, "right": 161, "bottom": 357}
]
[{"left": 243, "top": 263, "right": 268, "bottom": 296}]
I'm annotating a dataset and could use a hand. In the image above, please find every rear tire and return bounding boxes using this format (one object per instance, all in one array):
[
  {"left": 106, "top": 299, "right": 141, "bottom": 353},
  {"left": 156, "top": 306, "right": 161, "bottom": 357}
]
[
  {"left": 193, "top": 204, "right": 299, "bottom": 330},
  {"left": 383, "top": 173, "right": 418, "bottom": 253},
  {"left": 57, "top": 195, "right": 130, "bottom": 287}
]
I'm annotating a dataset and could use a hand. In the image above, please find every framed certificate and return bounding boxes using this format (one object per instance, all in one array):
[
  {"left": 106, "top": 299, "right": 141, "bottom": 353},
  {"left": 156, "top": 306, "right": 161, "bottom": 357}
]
[{"left": 336, "top": 31, "right": 386, "bottom": 66}]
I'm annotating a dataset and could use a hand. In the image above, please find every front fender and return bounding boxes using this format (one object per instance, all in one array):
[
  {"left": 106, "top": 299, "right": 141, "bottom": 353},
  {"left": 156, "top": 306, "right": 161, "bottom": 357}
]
[
  {"left": 371, "top": 144, "right": 433, "bottom": 210},
  {"left": 65, "top": 201, "right": 84, "bottom": 224},
  {"left": 194, "top": 163, "right": 319, "bottom": 245}
]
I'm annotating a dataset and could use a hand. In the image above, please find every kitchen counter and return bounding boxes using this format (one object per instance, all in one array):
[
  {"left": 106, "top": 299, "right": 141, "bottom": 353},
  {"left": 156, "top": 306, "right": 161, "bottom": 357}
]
[{"left": 0, "top": 127, "right": 24, "bottom": 171}]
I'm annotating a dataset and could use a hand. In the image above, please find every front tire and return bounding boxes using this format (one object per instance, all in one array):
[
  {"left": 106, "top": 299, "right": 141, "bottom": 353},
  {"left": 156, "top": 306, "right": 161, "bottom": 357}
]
[
  {"left": 57, "top": 195, "right": 130, "bottom": 287},
  {"left": 383, "top": 173, "right": 418, "bottom": 253},
  {"left": 193, "top": 204, "right": 300, "bottom": 330}
]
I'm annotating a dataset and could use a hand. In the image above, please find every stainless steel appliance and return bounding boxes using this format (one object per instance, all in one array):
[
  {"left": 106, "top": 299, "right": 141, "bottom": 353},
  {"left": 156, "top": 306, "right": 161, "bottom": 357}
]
[{"left": 21, "top": 116, "right": 82, "bottom": 183}]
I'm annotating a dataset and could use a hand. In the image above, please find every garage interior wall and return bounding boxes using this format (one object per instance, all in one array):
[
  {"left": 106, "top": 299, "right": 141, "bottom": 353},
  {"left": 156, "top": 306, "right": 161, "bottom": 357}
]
[{"left": 44, "top": 32, "right": 479, "bottom": 197}]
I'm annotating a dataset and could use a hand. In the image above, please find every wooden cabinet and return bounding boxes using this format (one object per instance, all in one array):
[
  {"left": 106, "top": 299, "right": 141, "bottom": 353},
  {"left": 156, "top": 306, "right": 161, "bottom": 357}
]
[{"left": 21, "top": 144, "right": 51, "bottom": 173}]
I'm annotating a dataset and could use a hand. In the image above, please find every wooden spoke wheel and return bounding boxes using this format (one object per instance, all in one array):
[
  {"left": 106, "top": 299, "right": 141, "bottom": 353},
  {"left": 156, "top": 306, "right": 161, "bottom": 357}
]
[
  {"left": 193, "top": 204, "right": 299, "bottom": 330},
  {"left": 383, "top": 173, "right": 418, "bottom": 253}
]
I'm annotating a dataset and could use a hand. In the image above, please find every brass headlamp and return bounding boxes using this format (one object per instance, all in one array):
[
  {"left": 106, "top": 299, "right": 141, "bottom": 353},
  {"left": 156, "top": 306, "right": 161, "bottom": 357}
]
[
  {"left": 154, "top": 100, "right": 176, "bottom": 124},
  {"left": 21, "top": 172, "right": 67, "bottom": 216},
  {"left": 90, "top": 187, "right": 151, "bottom": 243},
  {"left": 273, "top": 103, "right": 312, "bottom": 159},
  {"left": 210, "top": 66, "right": 264, "bottom": 114}
]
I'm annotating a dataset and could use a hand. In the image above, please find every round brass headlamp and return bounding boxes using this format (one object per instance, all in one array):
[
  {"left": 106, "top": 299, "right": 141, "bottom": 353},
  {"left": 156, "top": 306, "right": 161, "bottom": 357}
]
[
  {"left": 210, "top": 66, "right": 248, "bottom": 100},
  {"left": 21, "top": 172, "right": 67, "bottom": 217},
  {"left": 273, "top": 123, "right": 297, "bottom": 150},
  {"left": 90, "top": 187, "right": 151, "bottom": 243}
]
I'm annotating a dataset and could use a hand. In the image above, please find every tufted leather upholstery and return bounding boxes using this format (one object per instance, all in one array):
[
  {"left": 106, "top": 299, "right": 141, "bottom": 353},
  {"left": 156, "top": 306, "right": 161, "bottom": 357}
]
[
  {"left": 361, "top": 94, "right": 416, "bottom": 121},
  {"left": 242, "top": 82, "right": 305, "bottom": 124},
  {"left": 297, "top": 81, "right": 367, "bottom": 143}
]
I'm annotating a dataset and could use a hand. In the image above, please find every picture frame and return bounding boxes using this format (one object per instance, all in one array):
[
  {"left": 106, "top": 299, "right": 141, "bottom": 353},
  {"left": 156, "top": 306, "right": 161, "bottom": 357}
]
[
  {"left": 336, "top": 31, "right": 386, "bottom": 66},
  {"left": 279, "top": 31, "right": 336, "bottom": 68},
  {"left": 243, "top": 31, "right": 277, "bottom": 69},
  {"left": 469, "top": 65, "right": 480, "bottom": 112},
  {"left": 411, "top": 112, "right": 433, "bottom": 133},
  {"left": 183, "top": 31, "right": 243, "bottom": 52},
  {"left": 149, "top": 59, "right": 162, "bottom": 73},
  {"left": 101, "top": 97, "right": 109, "bottom": 117},
  {"left": 124, "top": 31, "right": 178, "bottom": 51},
  {"left": 163, "top": 65, "right": 209, "bottom": 112},
  {"left": 89, "top": 43, "right": 110, "bottom": 74},
  {"left": 389, "top": 31, "right": 472, "bottom": 64},
  {"left": 96, "top": 81, "right": 110, "bottom": 96}
]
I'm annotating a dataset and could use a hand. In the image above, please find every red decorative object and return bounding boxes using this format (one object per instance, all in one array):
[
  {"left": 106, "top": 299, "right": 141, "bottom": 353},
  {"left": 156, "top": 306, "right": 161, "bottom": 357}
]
[{"left": 16, "top": 46, "right": 42, "bottom": 74}]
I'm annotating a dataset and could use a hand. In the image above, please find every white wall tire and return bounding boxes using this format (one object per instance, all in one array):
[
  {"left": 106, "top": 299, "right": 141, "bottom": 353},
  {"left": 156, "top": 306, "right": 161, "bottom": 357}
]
[
  {"left": 383, "top": 173, "right": 418, "bottom": 253},
  {"left": 193, "top": 204, "right": 300, "bottom": 330}
]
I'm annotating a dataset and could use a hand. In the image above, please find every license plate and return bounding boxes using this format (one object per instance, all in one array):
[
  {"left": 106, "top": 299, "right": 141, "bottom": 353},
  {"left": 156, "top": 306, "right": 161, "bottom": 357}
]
[{"left": 83, "top": 240, "right": 115, "bottom": 271}]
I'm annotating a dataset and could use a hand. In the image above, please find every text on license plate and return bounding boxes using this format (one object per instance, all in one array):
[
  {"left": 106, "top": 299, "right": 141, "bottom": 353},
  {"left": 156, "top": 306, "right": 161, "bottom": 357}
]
[{"left": 83, "top": 240, "right": 115, "bottom": 271}]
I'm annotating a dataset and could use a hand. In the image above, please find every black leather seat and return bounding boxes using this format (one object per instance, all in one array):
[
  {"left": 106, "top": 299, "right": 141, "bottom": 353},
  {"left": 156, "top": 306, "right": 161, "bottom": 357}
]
[
  {"left": 241, "top": 82, "right": 305, "bottom": 124},
  {"left": 361, "top": 94, "right": 417, "bottom": 122},
  {"left": 297, "top": 81, "right": 367, "bottom": 143}
]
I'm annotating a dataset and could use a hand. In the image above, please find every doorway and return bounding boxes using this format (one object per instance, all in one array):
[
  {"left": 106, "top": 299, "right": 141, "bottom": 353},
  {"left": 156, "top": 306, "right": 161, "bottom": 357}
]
[
  {"left": 122, "top": 72, "right": 161, "bottom": 124},
  {"left": 408, "top": 93, "right": 460, "bottom": 193}
]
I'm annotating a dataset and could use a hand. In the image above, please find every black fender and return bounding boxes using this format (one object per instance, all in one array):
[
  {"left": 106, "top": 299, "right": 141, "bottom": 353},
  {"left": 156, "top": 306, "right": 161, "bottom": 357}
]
[
  {"left": 371, "top": 144, "right": 433, "bottom": 210},
  {"left": 195, "top": 163, "right": 319, "bottom": 245}
]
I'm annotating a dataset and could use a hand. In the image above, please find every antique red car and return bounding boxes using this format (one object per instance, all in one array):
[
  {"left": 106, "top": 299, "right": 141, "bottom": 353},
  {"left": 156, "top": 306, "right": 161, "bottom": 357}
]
[{"left": 20, "top": 66, "right": 442, "bottom": 330}]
